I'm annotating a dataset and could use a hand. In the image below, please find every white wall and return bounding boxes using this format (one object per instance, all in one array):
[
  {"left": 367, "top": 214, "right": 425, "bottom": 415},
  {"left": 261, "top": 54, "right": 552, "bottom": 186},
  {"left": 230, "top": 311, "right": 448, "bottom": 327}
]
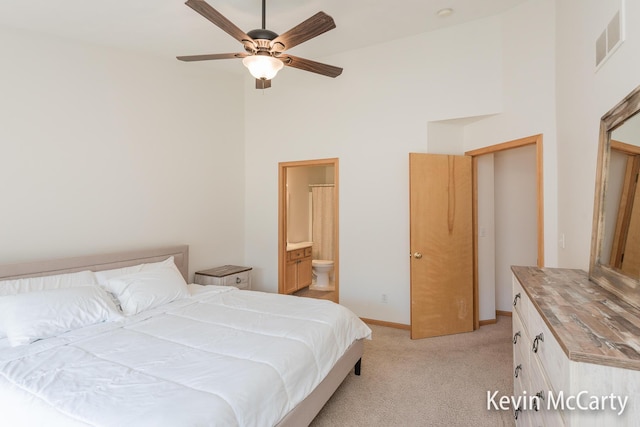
[
  {"left": 477, "top": 154, "right": 496, "bottom": 321},
  {"left": 464, "top": 0, "right": 557, "bottom": 265},
  {"left": 426, "top": 121, "right": 465, "bottom": 155},
  {"left": 556, "top": 0, "right": 640, "bottom": 270},
  {"left": 244, "top": 16, "right": 508, "bottom": 324},
  {"left": 494, "top": 145, "right": 538, "bottom": 311},
  {"left": 0, "top": 27, "right": 246, "bottom": 279}
]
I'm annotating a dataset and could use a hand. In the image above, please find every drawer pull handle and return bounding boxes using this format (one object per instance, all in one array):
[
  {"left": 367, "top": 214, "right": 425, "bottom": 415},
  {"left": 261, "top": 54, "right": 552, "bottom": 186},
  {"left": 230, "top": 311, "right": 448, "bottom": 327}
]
[
  {"left": 532, "top": 333, "right": 544, "bottom": 353},
  {"left": 514, "top": 364, "right": 522, "bottom": 378},
  {"left": 514, "top": 406, "right": 521, "bottom": 420},
  {"left": 513, "top": 293, "right": 521, "bottom": 306},
  {"left": 513, "top": 331, "right": 521, "bottom": 344},
  {"left": 236, "top": 277, "right": 242, "bottom": 284},
  {"left": 533, "top": 390, "right": 545, "bottom": 411}
]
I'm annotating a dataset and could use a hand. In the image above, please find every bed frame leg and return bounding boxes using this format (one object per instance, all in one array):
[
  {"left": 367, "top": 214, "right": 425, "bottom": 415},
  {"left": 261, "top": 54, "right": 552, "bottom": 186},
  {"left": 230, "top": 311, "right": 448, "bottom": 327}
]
[{"left": 354, "top": 358, "right": 361, "bottom": 376}]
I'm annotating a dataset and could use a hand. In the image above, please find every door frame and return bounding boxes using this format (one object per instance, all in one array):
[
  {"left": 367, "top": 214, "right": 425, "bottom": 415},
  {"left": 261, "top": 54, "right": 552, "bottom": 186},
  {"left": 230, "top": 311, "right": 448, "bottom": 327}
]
[
  {"left": 278, "top": 158, "right": 340, "bottom": 301},
  {"left": 465, "top": 134, "right": 545, "bottom": 329}
]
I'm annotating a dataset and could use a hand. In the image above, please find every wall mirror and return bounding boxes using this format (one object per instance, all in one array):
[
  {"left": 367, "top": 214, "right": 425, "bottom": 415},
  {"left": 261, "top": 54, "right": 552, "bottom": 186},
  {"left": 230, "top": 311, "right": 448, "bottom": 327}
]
[{"left": 590, "top": 84, "right": 640, "bottom": 309}]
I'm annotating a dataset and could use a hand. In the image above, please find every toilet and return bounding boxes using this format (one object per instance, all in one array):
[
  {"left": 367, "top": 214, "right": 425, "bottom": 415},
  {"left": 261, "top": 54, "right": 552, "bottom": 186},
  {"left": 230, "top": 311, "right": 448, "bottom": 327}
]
[{"left": 311, "top": 260, "right": 334, "bottom": 289}]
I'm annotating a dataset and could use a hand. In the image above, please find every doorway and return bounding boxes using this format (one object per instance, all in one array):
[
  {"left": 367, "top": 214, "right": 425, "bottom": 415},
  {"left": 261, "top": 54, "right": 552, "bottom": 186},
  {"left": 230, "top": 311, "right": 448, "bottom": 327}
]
[
  {"left": 409, "top": 134, "right": 544, "bottom": 338},
  {"left": 466, "top": 134, "right": 544, "bottom": 326},
  {"left": 278, "top": 158, "right": 339, "bottom": 303}
]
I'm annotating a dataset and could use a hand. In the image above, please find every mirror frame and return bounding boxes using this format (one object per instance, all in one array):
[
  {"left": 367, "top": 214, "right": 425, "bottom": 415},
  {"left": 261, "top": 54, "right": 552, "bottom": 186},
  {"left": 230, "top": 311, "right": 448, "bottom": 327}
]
[{"left": 590, "top": 84, "right": 640, "bottom": 309}]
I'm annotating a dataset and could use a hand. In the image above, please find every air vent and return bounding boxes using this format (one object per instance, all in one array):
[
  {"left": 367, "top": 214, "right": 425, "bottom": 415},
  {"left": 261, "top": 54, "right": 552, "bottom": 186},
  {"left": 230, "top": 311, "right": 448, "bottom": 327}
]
[{"left": 596, "top": 5, "right": 625, "bottom": 69}]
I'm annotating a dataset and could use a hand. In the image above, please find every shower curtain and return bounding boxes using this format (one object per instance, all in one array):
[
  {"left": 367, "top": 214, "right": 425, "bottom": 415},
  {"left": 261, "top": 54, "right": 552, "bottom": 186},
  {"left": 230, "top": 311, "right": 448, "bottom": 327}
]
[{"left": 311, "top": 185, "right": 334, "bottom": 261}]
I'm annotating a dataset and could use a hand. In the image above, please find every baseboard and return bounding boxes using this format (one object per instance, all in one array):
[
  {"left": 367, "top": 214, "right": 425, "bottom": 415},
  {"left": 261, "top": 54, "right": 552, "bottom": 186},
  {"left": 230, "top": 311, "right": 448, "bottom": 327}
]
[
  {"left": 361, "top": 317, "right": 411, "bottom": 330},
  {"left": 364, "top": 313, "right": 508, "bottom": 330}
]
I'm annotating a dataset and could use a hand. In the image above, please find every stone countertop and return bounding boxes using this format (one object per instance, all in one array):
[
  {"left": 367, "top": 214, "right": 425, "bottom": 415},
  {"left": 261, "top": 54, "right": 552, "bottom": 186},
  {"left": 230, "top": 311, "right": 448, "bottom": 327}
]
[
  {"left": 286, "top": 242, "right": 313, "bottom": 251},
  {"left": 512, "top": 266, "right": 640, "bottom": 371}
]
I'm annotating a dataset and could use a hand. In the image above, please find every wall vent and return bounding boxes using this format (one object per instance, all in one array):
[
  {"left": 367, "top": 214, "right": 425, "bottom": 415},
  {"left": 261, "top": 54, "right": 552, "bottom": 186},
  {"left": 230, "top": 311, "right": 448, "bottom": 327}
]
[{"left": 596, "top": 5, "right": 625, "bottom": 69}]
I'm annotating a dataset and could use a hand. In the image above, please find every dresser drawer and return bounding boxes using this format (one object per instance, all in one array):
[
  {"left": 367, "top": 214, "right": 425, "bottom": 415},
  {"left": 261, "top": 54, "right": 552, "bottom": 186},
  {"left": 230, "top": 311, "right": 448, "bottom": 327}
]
[
  {"left": 529, "top": 354, "right": 567, "bottom": 426},
  {"left": 513, "top": 314, "right": 531, "bottom": 412},
  {"left": 512, "top": 276, "right": 529, "bottom": 325},
  {"left": 527, "top": 360, "right": 550, "bottom": 427},
  {"left": 527, "top": 305, "right": 569, "bottom": 395}
]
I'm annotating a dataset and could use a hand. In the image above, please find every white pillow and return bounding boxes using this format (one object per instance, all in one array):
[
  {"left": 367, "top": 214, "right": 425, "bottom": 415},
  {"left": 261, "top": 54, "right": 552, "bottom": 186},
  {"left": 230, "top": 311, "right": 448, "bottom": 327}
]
[
  {"left": 0, "top": 269, "right": 99, "bottom": 339},
  {"left": 102, "top": 264, "right": 189, "bottom": 316},
  {"left": 94, "top": 256, "right": 177, "bottom": 285},
  {"left": 0, "top": 286, "right": 122, "bottom": 347},
  {"left": 0, "top": 270, "right": 98, "bottom": 297}
]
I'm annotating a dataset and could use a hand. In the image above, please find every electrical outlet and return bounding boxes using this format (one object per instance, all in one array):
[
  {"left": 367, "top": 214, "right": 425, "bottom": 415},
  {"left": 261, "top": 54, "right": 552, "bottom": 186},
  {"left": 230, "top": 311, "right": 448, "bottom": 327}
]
[{"left": 381, "top": 294, "right": 388, "bottom": 304}]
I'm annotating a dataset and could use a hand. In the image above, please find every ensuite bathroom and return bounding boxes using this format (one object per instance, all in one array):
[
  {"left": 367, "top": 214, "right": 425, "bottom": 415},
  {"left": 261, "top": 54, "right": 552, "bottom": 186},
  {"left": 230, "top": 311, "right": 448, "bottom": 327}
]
[{"left": 286, "top": 164, "right": 336, "bottom": 300}]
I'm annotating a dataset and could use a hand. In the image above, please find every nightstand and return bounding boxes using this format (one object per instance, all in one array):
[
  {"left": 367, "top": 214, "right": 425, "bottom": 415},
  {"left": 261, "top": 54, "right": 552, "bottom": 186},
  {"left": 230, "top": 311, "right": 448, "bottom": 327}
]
[{"left": 194, "top": 265, "right": 252, "bottom": 290}]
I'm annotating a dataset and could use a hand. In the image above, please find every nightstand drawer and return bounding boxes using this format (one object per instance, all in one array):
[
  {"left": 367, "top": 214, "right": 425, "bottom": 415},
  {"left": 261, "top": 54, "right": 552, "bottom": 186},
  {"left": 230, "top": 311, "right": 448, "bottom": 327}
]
[
  {"left": 194, "top": 265, "right": 252, "bottom": 290},
  {"left": 222, "top": 271, "right": 250, "bottom": 288}
]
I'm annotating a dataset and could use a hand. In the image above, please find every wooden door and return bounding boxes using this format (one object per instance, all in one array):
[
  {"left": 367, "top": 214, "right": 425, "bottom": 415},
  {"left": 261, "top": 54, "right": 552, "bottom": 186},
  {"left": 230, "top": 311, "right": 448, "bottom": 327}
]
[
  {"left": 410, "top": 153, "right": 474, "bottom": 339},
  {"left": 610, "top": 153, "right": 640, "bottom": 277},
  {"left": 621, "top": 174, "right": 640, "bottom": 277}
]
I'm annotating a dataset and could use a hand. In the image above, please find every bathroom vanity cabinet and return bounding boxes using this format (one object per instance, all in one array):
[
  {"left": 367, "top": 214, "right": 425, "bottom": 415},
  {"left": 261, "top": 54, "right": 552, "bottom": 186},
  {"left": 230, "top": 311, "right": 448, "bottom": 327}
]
[
  {"left": 284, "top": 246, "right": 312, "bottom": 294},
  {"left": 511, "top": 266, "right": 640, "bottom": 426}
]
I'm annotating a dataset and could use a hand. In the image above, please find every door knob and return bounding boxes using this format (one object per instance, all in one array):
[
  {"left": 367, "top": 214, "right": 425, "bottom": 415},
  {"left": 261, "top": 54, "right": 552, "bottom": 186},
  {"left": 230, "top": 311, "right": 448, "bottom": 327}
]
[{"left": 413, "top": 252, "right": 423, "bottom": 259}]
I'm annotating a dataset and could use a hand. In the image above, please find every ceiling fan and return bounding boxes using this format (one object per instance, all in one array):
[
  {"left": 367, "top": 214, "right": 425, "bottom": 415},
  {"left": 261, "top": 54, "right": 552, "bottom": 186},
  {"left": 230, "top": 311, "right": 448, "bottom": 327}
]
[{"left": 177, "top": 0, "right": 343, "bottom": 89}]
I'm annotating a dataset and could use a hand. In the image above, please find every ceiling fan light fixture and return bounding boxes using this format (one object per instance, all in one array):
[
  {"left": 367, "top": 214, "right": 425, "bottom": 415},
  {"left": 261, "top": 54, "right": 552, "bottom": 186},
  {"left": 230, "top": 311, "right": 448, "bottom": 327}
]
[
  {"left": 242, "top": 54, "right": 284, "bottom": 80},
  {"left": 437, "top": 8, "right": 454, "bottom": 17}
]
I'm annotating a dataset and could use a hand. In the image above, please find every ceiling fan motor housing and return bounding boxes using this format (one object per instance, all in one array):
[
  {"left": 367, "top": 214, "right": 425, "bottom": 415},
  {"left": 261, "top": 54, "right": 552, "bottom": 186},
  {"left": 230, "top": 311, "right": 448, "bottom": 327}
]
[
  {"left": 245, "top": 29, "right": 281, "bottom": 54},
  {"left": 247, "top": 28, "right": 278, "bottom": 41}
]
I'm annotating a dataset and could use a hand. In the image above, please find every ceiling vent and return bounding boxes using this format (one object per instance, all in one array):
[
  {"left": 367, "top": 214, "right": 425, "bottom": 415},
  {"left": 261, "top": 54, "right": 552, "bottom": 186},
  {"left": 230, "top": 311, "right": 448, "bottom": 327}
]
[{"left": 596, "top": 5, "right": 625, "bottom": 69}]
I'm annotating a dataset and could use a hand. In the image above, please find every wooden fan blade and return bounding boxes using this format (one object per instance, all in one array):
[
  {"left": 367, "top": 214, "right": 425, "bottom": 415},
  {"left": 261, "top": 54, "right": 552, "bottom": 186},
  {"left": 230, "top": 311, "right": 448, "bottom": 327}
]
[
  {"left": 271, "top": 12, "right": 335, "bottom": 52},
  {"left": 185, "top": 0, "right": 253, "bottom": 44},
  {"left": 177, "top": 52, "right": 247, "bottom": 62},
  {"left": 255, "top": 79, "right": 272, "bottom": 89},
  {"left": 279, "top": 54, "right": 342, "bottom": 78}
]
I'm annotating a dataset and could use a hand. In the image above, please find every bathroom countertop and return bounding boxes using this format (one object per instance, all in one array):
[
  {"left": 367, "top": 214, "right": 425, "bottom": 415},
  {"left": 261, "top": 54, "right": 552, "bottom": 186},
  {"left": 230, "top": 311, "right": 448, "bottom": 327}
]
[{"left": 286, "top": 242, "right": 313, "bottom": 251}]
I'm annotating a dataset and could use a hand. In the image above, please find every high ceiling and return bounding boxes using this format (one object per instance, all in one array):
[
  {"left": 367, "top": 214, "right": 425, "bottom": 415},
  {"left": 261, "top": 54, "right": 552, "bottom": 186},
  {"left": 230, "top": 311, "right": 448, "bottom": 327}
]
[{"left": 0, "top": 0, "right": 528, "bottom": 73}]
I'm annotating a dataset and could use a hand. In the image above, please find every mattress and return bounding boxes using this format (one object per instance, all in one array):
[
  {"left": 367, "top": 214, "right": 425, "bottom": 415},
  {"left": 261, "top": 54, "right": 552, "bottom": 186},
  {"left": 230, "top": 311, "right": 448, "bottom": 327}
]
[{"left": 0, "top": 285, "right": 371, "bottom": 427}]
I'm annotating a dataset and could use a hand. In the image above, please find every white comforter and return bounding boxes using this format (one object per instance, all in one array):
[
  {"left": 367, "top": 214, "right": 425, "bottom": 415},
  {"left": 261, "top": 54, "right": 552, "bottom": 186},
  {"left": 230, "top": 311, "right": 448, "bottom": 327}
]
[{"left": 0, "top": 286, "right": 371, "bottom": 427}]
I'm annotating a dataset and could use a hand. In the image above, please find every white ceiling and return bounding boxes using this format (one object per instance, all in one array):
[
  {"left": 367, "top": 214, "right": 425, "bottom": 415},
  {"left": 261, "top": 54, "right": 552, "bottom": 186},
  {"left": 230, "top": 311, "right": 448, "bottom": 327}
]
[{"left": 0, "top": 0, "right": 527, "bottom": 73}]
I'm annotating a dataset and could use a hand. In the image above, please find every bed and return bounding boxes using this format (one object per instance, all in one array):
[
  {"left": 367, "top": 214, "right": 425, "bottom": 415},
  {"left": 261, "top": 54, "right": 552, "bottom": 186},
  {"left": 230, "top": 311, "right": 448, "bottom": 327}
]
[{"left": 0, "top": 245, "right": 371, "bottom": 426}]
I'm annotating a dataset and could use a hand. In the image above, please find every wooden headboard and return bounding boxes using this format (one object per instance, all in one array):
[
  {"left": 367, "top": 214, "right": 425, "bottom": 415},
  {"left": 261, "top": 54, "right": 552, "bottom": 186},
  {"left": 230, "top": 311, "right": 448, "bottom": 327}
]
[{"left": 0, "top": 245, "right": 189, "bottom": 282}]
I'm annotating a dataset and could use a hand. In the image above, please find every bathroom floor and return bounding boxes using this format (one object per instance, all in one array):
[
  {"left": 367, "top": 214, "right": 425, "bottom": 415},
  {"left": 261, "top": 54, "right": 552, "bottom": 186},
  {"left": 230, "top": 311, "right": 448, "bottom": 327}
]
[{"left": 293, "top": 287, "right": 338, "bottom": 303}]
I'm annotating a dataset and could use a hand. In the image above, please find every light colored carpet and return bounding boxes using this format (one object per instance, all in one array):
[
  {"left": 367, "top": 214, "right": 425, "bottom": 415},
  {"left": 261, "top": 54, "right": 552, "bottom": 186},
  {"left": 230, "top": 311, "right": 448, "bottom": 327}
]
[{"left": 311, "top": 316, "right": 515, "bottom": 427}]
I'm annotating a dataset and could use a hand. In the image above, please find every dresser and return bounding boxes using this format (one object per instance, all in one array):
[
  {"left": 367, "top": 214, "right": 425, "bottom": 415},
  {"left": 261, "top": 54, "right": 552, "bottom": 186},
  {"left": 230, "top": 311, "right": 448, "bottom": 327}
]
[
  {"left": 511, "top": 266, "right": 640, "bottom": 426},
  {"left": 194, "top": 265, "right": 252, "bottom": 290}
]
